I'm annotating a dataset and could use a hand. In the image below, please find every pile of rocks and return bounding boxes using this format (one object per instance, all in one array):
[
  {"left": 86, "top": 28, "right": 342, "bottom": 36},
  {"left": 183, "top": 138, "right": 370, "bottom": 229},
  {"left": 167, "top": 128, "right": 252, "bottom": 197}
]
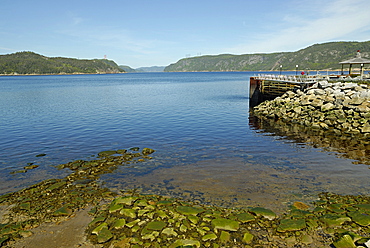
[{"left": 253, "top": 81, "right": 370, "bottom": 136}]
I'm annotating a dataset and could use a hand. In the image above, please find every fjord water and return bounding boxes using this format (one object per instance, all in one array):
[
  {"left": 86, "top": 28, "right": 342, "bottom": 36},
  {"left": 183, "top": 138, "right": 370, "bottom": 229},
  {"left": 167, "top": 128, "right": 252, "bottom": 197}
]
[{"left": 0, "top": 72, "right": 369, "bottom": 211}]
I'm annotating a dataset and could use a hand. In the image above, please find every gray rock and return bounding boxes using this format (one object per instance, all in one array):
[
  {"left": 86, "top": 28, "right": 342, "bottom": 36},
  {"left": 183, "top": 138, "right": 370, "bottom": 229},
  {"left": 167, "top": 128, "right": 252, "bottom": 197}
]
[
  {"left": 333, "top": 91, "right": 345, "bottom": 99},
  {"left": 321, "top": 103, "right": 335, "bottom": 112},
  {"left": 253, "top": 80, "right": 369, "bottom": 135},
  {"left": 318, "top": 81, "right": 331, "bottom": 89},
  {"left": 361, "top": 125, "right": 370, "bottom": 133},
  {"left": 349, "top": 97, "right": 365, "bottom": 105},
  {"left": 359, "top": 90, "right": 370, "bottom": 98},
  {"left": 342, "top": 83, "right": 358, "bottom": 89},
  {"left": 324, "top": 87, "right": 334, "bottom": 94},
  {"left": 311, "top": 99, "right": 324, "bottom": 107},
  {"left": 314, "top": 89, "right": 326, "bottom": 95}
]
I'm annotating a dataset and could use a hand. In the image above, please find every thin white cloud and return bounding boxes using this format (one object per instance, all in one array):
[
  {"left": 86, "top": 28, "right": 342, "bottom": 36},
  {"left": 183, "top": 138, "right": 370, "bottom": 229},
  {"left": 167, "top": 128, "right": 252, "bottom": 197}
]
[
  {"left": 229, "top": 0, "right": 370, "bottom": 54},
  {"left": 58, "top": 24, "right": 170, "bottom": 56},
  {"left": 0, "top": 46, "right": 14, "bottom": 52}
]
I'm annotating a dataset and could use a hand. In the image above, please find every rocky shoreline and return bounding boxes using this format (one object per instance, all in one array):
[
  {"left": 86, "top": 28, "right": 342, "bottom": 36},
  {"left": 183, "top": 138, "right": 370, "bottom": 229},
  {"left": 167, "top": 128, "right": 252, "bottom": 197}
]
[
  {"left": 253, "top": 81, "right": 370, "bottom": 137},
  {"left": 1, "top": 148, "right": 370, "bottom": 247}
]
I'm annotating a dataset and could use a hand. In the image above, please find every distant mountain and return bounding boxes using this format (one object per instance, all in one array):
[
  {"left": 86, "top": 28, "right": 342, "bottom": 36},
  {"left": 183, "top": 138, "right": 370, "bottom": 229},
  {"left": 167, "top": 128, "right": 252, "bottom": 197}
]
[
  {"left": 164, "top": 41, "right": 370, "bottom": 72},
  {"left": 135, "top": 66, "right": 165, "bottom": 72},
  {"left": 119, "top": 65, "right": 136, "bottom": 73},
  {"left": 0, "top": 51, "right": 124, "bottom": 75}
]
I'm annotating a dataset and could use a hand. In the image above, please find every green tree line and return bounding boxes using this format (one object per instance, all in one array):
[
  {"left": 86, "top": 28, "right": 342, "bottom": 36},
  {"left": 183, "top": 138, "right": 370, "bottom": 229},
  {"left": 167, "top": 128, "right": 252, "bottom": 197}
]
[
  {"left": 165, "top": 41, "right": 370, "bottom": 72},
  {"left": 0, "top": 51, "right": 124, "bottom": 75}
]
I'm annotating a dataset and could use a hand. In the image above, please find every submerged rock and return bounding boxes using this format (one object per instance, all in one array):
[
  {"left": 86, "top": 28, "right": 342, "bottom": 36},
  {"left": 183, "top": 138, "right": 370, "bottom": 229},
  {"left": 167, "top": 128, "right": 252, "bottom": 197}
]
[
  {"left": 319, "top": 214, "right": 351, "bottom": 227},
  {"left": 277, "top": 218, "right": 306, "bottom": 232},
  {"left": 211, "top": 218, "right": 239, "bottom": 231},
  {"left": 242, "top": 231, "right": 254, "bottom": 244},
  {"left": 176, "top": 206, "right": 204, "bottom": 216},
  {"left": 142, "top": 148, "right": 156, "bottom": 155},
  {"left": 249, "top": 207, "right": 277, "bottom": 220},
  {"left": 347, "top": 211, "right": 370, "bottom": 226},
  {"left": 1, "top": 148, "right": 370, "bottom": 247},
  {"left": 146, "top": 221, "right": 167, "bottom": 231},
  {"left": 333, "top": 234, "right": 356, "bottom": 248}
]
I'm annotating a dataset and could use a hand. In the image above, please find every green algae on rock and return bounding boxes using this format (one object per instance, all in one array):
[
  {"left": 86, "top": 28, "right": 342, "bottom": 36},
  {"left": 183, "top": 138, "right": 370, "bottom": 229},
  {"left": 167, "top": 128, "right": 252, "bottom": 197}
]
[
  {"left": 249, "top": 207, "right": 277, "bottom": 220},
  {"left": 242, "top": 231, "right": 254, "bottom": 244},
  {"left": 333, "top": 234, "right": 357, "bottom": 248},
  {"left": 1, "top": 148, "right": 370, "bottom": 247},
  {"left": 235, "top": 212, "right": 255, "bottom": 223},
  {"left": 211, "top": 218, "right": 239, "bottom": 231},
  {"left": 176, "top": 206, "right": 204, "bottom": 216},
  {"left": 347, "top": 211, "right": 370, "bottom": 226},
  {"left": 0, "top": 147, "right": 155, "bottom": 247},
  {"left": 277, "top": 218, "right": 306, "bottom": 232},
  {"left": 319, "top": 214, "right": 351, "bottom": 227}
]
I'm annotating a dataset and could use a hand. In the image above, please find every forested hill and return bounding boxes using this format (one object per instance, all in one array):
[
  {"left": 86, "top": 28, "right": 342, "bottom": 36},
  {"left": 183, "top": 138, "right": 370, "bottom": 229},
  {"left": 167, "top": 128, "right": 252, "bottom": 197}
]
[
  {"left": 0, "top": 51, "right": 124, "bottom": 75},
  {"left": 164, "top": 41, "right": 370, "bottom": 72}
]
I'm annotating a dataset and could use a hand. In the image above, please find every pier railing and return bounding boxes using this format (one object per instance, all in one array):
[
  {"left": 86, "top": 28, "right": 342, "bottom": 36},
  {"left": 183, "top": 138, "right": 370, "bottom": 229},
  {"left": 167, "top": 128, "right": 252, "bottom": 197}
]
[
  {"left": 254, "top": 74, "right": 318, "bottom": 84},
  {"left": 249, "top": 74, "right": 318, "bottom": 106}
]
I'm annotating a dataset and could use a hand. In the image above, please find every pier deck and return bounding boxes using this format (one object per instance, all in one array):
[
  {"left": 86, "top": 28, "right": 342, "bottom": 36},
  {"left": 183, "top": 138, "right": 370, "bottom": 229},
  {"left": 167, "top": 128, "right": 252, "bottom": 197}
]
[{"left": 249, "top": 74, "right": 317, "bottom": 107}]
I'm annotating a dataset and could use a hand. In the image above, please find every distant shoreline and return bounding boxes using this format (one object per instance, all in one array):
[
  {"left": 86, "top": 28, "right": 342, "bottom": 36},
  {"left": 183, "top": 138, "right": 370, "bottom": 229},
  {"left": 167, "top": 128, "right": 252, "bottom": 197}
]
[
  {"left": 1, "top": 70, "right": 363, "bottom": 76},
  {"left": 0, "top": 72, "right": 126, "bottom": 77}
]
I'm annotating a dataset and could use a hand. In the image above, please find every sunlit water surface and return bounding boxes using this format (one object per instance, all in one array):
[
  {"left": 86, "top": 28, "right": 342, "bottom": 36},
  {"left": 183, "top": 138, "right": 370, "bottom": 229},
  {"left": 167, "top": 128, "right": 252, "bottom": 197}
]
[{"left": 0, "top": 72, "right": 369, "bottom": 212}]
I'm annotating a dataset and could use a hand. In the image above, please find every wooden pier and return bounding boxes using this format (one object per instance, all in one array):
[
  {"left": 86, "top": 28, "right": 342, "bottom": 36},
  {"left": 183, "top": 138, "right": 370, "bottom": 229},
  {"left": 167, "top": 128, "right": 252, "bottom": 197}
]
[{"left": 250, "top": 74, "right": 317, "bottom": 107}]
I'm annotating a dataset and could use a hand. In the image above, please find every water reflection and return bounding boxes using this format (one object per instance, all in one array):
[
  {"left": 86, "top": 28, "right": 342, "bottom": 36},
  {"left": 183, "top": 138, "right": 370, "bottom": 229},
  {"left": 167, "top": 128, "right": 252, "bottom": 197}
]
[{"left": 249, "top": 114, "right": 370, "bottom": 165}]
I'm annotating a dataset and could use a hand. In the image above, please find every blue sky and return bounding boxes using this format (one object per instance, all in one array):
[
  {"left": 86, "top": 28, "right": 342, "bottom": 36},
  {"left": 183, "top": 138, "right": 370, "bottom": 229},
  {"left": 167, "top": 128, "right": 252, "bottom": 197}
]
[{"left": 1, "top": 0, "right": 370, "bottom": 68}]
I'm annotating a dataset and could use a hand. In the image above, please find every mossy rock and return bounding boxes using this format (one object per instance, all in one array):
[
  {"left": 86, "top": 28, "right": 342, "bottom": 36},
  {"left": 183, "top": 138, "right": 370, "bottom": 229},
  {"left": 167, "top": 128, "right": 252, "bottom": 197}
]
[
  {"left": 97, "top": 227, "right": 113, "bottom": 244},
  {"left": 236, "top": 212, "right": 255, "bottom": 223},
  {"left": 24, "top": 164, "right": 39, "bottom": 170},
  {"left": 92, "top": 222, "right": 108, "bottom": 235},
  {"left": 125, "top": 219, "right": 140, "bottom": 228},
  {"left": 277, "top": 219, "right": 306, "bottom": 232},
  {"left": 156, "top": 200, "right": 173, "bottom": 206},
  {"left": 0, "top": 236, "right": 9, "bottom": 246},
  {"left": 170, "top": 239, "right": 200, "bottom": 248},
  {"left": 120, "top": 208, "right": 137, "bottom": 218},
  {"left": 249, "top": 207, "right": 277, "bottom": 220},
  {"left": 347, "top": 211, "right": 370, "bottom": 226},
  {"left": 98, "top": 150, "right": 117, "bottom": 157},
  {"left": 19, "top": 202, "right": 31, "bottom": 211},
  {"left": 89, "top": 216, "right": 106, "bottom": 226},
  {"left": 219, "top": 231, "right": 230, "bottom": 243},
  {"left": 319, "top": 214, "right": 351, "bottom": 227},
  {"left": 332, "top": 234, "right": 356, "bottom": 248},
  {"left": 202, "top": 232, "right": 217, "bottom": 241},
  {"left": 288, "top": 209, "right": 314, "bottom": 218},
  {"left": 115, "top": 196, "right": 138, "bottom": 206},
  {"left": 112, "top": 219, "right": 126, "bottom": 229},
  {"left": 292, "top": 201, "right": 310, "bottom": 210},
  {"left": 242, "top": 231, "right": 254, "bottom": 244},
  {"left": 53, "top": 206, "right": 72, "bottom": 216},
  {"left": 46, "top": 181, "right": 67, "bottom": 191},
  {"left": 109, "top": 203, "right": 123, "bottom": 213},
  {"left": 142, "top": 148, "right": 155, "bottom": 155},
  {"left": 211, "top": 218, "right": 239, "bottom": 231},
  {"left": 301, "top": 234, "right": 313, "bottom": 244},
  {"left": 162, "top": 227, "right": 178, "bottom": 237},
  {"left": 146, "top": 221, "right": 167, "bottom": 231},
  {"left": 355, "top": 204, "right": 370, "bottom": 212},
  {"left": 176, "top": 206, "right": 204, "bottom": 216}
]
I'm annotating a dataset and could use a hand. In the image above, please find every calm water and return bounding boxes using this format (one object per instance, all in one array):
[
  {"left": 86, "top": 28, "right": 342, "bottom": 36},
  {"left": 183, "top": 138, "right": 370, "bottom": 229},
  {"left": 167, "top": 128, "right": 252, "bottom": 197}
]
[{"left": 0, "top": 72, "right": 369, "bottom": 212}]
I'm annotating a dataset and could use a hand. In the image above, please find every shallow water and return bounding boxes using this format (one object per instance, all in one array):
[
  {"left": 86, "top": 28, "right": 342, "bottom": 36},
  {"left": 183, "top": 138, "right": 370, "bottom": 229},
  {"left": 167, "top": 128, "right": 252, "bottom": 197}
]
[{"left": 0, "top": 72, "right": 369, "bottom": 212}]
